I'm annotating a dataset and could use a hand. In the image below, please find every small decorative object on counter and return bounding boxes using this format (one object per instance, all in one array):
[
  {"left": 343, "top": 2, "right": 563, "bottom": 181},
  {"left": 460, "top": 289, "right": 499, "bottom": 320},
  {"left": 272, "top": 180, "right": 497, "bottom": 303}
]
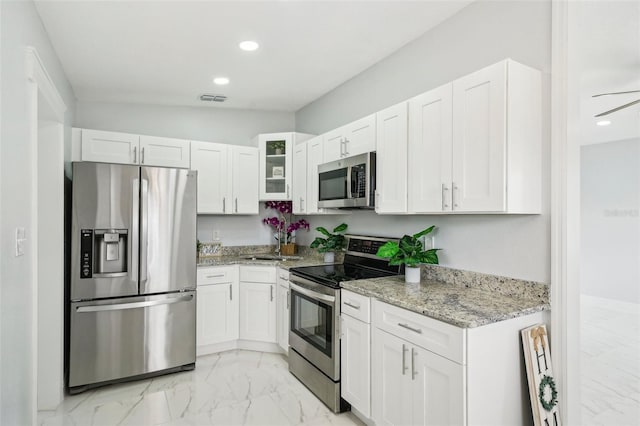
[
  {"left": 310, "top": 223, "right": 348, "bottom": 263},
  {"left": 198, "top": 241, "right": 222, "bottom": 258},
  {"left": 262, "top": 201, "right": 310, "bottom": 254},
  {"left": 521, "top": 324, "right": 561, "bottom": 426},
  {"left": 375, "top": 225, "right": 440, "bottom": 283}
]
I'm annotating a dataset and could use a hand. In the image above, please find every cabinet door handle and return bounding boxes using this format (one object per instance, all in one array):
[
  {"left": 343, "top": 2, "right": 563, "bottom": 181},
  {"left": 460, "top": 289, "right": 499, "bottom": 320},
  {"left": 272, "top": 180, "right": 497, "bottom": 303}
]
[
  {"left": 286, "top": 289, "right": 290, "bottom": 309},
  {"left": 343, "top": 138, "right": 349, "bottom": 156},
  {"left": 206, "top": 274, "right": 224, "bottom": 278},
  {"left": 442, "top": 183, "right": 449, "bottom": 210},
  {"left": 300, "top": 197, "right": 304, "bottom": 211},
  {"left": 286, "top": 184, "right": 290, "bottom": 198},
  {"left": 235, "top": 198, "right": 238, "bottom": 213},
  {"left": 133, "top": 146, "right": 137, "bottom": 163},
  {"left": 452, "top": 182, "right": 459, "bottom": 209},
  {"left": 339, "top": 138, "right": 344, "bottom": 157},
  {"left": 141, "top": 147, "right": 145, "bottom": 164},
  {"left": 402, "top": 344, "right": 408, "bottom": 375},
  {"left": 398, "top": 323, "right": 422, "bottom": 334},
  {"left": 222, "top": 197, "right": 226, "bottom": 213},
  {"left": 229, "top": 284, "right": 233, "bottom": 300},
  {"left": 411, "top": 347, "right": 417, "bottom": 380},
  {"left": 270, "top": 285, "right": 274, "bottom": 302},
  {"left": 344, "top": 301, "right": 360, "bottom": 310}
]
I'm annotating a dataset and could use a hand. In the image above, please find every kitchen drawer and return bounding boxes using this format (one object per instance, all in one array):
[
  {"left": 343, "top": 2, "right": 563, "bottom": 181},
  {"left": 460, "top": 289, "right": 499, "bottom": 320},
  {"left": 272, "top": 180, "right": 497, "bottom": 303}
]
[
  {"left": 197, "top": 265, "right": 237, "bottom": 286},
  {"left": 372, "top": 299, "right": 465, "bottom": 364},
  {"left": 278, "top": 267, "right": 290, "bottom": 281},
  {"left": 240, "top": 265, "right": 277, "bottom": 283},
  {"left": 341, "top": 290, "right": 371, "bottom": 324}
]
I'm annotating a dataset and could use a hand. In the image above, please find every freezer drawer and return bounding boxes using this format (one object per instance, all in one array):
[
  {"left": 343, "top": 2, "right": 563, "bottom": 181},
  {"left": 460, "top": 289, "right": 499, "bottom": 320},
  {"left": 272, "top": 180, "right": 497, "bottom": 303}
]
[{"left": 69, "top": 291, "right": 196, "bottom": 390}]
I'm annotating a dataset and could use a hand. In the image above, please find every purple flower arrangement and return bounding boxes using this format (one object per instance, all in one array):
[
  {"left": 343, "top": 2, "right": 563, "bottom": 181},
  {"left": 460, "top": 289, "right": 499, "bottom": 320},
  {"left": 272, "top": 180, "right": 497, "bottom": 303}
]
[{"left": 262, "top": 201, "right": 310, "bottom": 244}]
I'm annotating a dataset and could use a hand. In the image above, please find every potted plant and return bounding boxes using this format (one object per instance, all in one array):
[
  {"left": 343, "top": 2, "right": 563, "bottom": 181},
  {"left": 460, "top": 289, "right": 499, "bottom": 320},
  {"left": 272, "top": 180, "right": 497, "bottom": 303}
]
[
  {"left": 271, "top": 140, "right": 286, "bottom": 155},
  {"left": 310, "top": 223, "right": 348, "bottom": 263},
  {"left": 376, "top": 226, "right": 440, "bottom": 283},
  {"left": 262, "top": 201, "right": 309, "bottom": 255}
]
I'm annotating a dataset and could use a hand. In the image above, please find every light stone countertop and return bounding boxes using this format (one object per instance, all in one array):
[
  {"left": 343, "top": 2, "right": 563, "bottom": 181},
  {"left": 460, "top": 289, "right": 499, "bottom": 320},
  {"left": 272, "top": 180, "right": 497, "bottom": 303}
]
[
  {"left": 197, "top": 255, "right": 325, "bottom": 270},
  {"left": 341, "top": 275, "right": 550, "bottom": 329}
]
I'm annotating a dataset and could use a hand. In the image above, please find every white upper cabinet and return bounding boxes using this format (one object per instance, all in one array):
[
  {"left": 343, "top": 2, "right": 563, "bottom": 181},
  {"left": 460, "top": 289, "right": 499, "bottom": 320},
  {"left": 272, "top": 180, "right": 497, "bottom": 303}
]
[
  {"left": 190, "top": 142, "right": 258, "bottom": 215},
  {"left": 292, "top": 142, "right": 308, "bottom": 214},
  {"left": 408, "top": 83, "right": 454, "bottom": 213},
  {"left": 81, "top": 129, "right": 190, "bottom": 168},
  {"left": 81, "top": 129, "right": 140, "bottom": 165},
  {"left": 232, "top": 146, "right": 260, "bottom": 214},
  {"left": 257, "top": 132, "right": 314, "bottom": 201},
  {"left": 190, "top": 141, "right": 229, "bottom": 214},
  {"left": 139, "top": 135, "right": 190, "bottom": 168},
  {"left": 323, "top": 114, "right": 376, "bottom": 163},
  {"left": 451, "top": 59, "right": 541, "bottom": 213},
  {"left": 376, "top": 102, "right": 408, "bottom": 214},
  {"left": 305, "top": 136, "right": 324, "bottom": 214}
]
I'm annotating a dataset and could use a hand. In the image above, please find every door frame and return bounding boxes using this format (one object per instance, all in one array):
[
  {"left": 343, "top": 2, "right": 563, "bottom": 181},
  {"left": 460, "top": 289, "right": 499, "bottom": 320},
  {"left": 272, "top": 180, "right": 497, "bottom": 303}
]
[
  {"left": 550, "top": 0, "right": 581, "bottom": 423},
  {"left": 25, "top": 46, "right": 67, "bottom": 415}
]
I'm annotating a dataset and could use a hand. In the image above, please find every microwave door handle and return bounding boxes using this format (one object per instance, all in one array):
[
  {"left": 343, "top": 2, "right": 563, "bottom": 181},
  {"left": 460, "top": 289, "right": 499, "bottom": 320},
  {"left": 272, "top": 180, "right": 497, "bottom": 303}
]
[{"left": 346, "top": 166, "right": 352, "bottom": 199}]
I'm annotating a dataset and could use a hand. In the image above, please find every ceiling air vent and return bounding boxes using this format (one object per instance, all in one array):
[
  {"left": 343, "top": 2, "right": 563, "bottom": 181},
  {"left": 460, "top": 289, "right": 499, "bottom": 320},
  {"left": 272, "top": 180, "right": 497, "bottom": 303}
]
[{"left": 200, "top": 94, "right": 227, "bottom": 102}]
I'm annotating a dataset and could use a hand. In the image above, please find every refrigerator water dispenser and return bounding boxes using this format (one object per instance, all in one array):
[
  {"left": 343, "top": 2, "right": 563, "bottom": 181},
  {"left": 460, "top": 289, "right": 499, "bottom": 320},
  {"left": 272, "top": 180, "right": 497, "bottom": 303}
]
[{"left": 80, "top": 229, "right": 128, "bottom": 278}]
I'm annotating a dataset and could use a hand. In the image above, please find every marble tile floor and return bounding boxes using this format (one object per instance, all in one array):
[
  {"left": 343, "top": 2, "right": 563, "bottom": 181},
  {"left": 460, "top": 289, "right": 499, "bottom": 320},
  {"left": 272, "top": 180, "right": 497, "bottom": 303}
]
[
  {"left": 581, "top": 295, "right": 640, "bottom": 425},
  {"left": 38, "top": 350, "right": 364, "bottom": 426}
]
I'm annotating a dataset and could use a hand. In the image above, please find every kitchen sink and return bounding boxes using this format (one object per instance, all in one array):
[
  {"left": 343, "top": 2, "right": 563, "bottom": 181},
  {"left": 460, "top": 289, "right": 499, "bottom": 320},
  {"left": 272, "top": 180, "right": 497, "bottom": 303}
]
[{"left": 240, "top": 254, "right": 302, "bottom": 261}]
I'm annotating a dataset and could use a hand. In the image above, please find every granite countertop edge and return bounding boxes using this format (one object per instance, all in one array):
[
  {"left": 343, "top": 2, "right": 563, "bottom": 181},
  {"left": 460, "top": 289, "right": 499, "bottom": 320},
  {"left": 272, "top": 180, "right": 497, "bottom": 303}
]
[
  {"left": 197, "top": 255, "right": 325, "bottom": 270},
  {"left": 340, "top": 278, "right": 550, "bottom": 329}
]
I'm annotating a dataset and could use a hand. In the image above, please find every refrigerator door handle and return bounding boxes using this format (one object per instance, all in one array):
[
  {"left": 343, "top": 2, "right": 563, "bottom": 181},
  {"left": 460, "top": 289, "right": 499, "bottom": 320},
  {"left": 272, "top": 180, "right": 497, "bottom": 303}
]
[
  {"left": 76, "top": 294, "right": 194, "bottom": 313},
  {"left": 131, "top": 178, "right": 140, "bottom": 280},
  {"left": 140, "top": 178, "right": 149, "bottom": 284}
]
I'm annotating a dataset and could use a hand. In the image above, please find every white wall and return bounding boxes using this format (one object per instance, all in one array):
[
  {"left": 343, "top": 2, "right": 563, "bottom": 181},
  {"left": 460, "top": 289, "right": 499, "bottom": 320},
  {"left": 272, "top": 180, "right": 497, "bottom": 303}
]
[
  {"left": 580, "top": 139, "right": 640, "bottom": 303},
  {"left": 75, "top": 100, "right": 295, "bottom": 146},
  {"left": 198, "top": 205, "right": 275, "bottom": 247},
  {"left": 295, "top": 0, "right": 551, "bottom": 282},
  {"left": 0, "top": 1, "right": 76, "bottom": 423}
]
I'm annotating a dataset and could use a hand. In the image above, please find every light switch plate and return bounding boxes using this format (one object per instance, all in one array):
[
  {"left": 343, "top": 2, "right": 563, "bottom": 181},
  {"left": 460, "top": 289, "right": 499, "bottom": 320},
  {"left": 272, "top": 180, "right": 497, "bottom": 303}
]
[{"left": 15, "top": 228, "right": 26, "bottom": 257}]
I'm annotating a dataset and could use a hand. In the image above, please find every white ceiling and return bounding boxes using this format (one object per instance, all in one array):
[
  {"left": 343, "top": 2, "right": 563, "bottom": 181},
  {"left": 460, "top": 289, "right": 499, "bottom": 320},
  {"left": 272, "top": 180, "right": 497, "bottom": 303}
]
[
  {"left": 35, "top": 0, "right": 472, "bottom": 112},
  {"left": 576, "top": 0, "right": 640, "bottom": 145}
]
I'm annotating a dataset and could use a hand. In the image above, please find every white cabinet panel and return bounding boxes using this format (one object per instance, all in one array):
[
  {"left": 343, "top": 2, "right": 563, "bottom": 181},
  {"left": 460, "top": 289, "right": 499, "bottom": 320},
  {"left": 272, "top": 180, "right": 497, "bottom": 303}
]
[
  {"left": 239, "top": 282, "right": 276, "bottom": 343},
  {"left": 376, "top": 102, "right": 408, "bottom": 214},
  {"left": 259, "top": 133, "right": 292, "bottom": 201},
  {"left": 343, "top": 114, "right": 376, "bottom": 158},
  {"left": 306, "top": 136, "right": 324, "bottom": 213},
  {"left": 190, "top": 141, "right": 229, "bottom": 214},
  {"left": 341, "top": 314, "right": 371, "bottom": 418},
  {"left": 372, "top": 328, "right": 413, "bottom": 426},
  {"left": 197, "top": 282, "right": 239, "bottom": 347},
  {"left": 139, "top": 135, "right": 190, "bottom": 168},
  {"left": 408, "top": 83, "right": 453, "bottom": 213},
  {"left": 277, "top": 269, "right": 290, "bottom": 353},
  {"left": 232, "top": 146, "right": 260, "bottom": 214},
  {"left": 81, "top": 129, "right": 139, "bottom": 165},
  {"left": 292, "top": 143, "right": 307, "bottom": 214},
  {"left": 322, "top": 128, "right": 345, "bottom": 163},
  {"left": 452, "top": 61, "right": 507, "bottom": 212},
  {"left": 412, "top": 346, "right": 465, "bottom": 426}
]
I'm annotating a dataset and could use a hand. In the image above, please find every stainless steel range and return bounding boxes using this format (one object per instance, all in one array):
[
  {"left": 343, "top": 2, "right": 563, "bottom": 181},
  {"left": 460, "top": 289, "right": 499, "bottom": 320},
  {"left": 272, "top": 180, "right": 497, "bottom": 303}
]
[{"left": 288, "top": 235, "right": 401, "bottom": 413}]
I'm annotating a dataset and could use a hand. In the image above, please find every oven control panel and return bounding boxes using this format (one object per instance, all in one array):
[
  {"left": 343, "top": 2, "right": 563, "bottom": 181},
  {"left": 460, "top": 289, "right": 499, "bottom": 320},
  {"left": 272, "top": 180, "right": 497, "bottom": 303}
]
[{"left": 348, "top": 238, "right": 387, "bottom": 255}]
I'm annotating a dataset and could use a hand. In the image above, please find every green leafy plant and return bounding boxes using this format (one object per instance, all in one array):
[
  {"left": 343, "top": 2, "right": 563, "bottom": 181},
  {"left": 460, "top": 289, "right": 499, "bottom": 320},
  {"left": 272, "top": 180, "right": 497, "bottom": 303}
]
[
  {"left": 376, "top": 226, "right": 440, "bottom": 267},
  {"left": 310, "top": 223, "right": 348, "bottom": 253},
  {"left": 270, "top": 140, "right": 286, "bottom": 152}
]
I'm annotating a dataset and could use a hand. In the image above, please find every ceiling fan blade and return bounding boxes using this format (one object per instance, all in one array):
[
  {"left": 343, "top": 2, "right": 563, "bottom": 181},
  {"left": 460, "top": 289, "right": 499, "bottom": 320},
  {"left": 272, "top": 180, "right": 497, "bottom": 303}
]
[
  {"left": 592, "top": 90, "right": 640, "bottom": 98},
  {"left": 594, "top": 98, "right": 640, "bottom": 117}
]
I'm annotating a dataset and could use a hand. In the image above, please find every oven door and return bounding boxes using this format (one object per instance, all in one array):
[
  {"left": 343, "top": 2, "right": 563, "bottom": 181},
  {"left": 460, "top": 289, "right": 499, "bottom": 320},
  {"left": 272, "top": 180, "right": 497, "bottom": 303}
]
[{"left": 289, "top": 279, "right": 340, "bottom": 380}]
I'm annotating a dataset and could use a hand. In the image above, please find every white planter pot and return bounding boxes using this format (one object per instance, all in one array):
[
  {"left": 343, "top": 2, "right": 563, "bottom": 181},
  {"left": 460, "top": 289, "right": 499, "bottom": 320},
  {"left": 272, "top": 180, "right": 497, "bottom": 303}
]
[
  {"left": 405, "top": 266, "right": 421, "bottom": 283},
  {"left": 324, "top": 252, "right": 335, "bottom": 263}
]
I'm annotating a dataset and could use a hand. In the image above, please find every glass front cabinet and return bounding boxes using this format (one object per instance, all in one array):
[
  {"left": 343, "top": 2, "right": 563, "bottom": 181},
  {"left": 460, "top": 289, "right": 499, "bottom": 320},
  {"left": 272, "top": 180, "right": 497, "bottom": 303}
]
[{"left": 257, "top": 132, "right": 314, "bottom": 200}]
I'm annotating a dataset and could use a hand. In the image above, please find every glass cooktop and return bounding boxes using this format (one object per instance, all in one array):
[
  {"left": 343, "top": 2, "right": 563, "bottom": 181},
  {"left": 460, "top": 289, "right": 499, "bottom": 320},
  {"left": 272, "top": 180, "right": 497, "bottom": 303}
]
[{"left": 289, "top": 263, "right": 399, "bottom": 288}]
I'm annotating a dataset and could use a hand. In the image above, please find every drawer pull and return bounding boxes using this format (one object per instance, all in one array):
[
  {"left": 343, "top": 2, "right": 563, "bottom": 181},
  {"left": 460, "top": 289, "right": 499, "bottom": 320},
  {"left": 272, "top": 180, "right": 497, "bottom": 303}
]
[
  {"left": 411, "top": 347, "right": 417, "bottom": 380},
  {"left": 344, "top": 301, "right": 360, "bottom": 310},
  {"left": 398, "top": 323, "right": 422, "bottom": 334},
  {"left": 206, "top": 274, "right": 225, "bottom": 278}
]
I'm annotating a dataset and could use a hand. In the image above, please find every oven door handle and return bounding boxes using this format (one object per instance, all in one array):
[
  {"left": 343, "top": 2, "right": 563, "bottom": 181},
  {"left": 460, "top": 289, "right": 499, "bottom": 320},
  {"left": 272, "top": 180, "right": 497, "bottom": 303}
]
[{"left": 290, "top": 282, "right": 336, "bottom": 303}]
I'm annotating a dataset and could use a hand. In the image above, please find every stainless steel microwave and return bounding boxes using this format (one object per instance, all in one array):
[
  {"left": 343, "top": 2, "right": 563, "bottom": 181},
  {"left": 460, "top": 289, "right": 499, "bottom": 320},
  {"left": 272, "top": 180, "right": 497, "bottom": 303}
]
[{"left": 318, "top": 152, "right": 376, "bottom": 209}]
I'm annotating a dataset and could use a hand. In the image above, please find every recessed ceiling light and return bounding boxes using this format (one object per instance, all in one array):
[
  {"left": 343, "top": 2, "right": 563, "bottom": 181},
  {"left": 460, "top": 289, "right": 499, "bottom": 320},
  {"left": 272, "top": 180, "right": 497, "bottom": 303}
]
[
  {"left": 596, "top": 120, "right": 611, "bottom": 126},
  {"left": 239, "top": 40, "right": 259, "bottom": 51},
  {"left": 213, "top": 77, "right": 229, "bottom": 85}
]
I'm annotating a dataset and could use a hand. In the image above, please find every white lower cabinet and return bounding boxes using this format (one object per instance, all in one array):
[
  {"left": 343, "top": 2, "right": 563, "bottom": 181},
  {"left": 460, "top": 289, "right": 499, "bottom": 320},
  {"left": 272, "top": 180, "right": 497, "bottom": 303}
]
[
  {"left": 340, "top": 313, "right": 371, "bottom": 418},
  {"left": 239, "top": 265, "right": 277, "bottom": 343},
  {"left": 196, "top": 266, "right": 239, "bottom": 350},
  {"left": 276, "top": 268, "right": 290, "bottom": 352}
]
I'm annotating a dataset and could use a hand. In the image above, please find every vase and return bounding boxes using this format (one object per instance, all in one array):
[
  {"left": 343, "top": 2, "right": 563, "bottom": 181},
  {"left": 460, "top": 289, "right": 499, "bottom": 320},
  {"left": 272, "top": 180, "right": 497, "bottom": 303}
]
[
  {"left": 324, "top": 252, "right": 335, "bottom": 263},
  {"left": 405, "top": 266, "right": 421, "bottom": 283},
  {"left": 275, "top": 148, "right": 283, "bottom": 155},
  {"left": 281, "top": 243, "right": 296, "bottom": 256}
]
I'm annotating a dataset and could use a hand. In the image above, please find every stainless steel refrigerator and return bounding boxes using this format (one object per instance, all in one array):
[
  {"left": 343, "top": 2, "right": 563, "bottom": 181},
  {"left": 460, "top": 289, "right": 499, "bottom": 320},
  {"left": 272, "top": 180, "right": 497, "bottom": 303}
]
[{"left": 68, "top": 162, "right": 197, "bottom": 393}]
